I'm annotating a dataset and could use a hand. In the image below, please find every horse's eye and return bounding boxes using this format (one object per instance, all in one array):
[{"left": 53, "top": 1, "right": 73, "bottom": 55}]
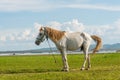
[{"left": 39, "top": 33, "right": 42, "bottom": 36}]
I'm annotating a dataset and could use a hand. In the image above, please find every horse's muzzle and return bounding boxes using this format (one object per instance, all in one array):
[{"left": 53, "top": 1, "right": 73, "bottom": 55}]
[{"left": 35, "top": 41, "right": 40, "bottom": 45}]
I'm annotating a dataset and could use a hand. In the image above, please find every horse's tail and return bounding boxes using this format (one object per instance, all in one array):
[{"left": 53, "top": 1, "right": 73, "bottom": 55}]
[{"left": 91, "top": 35, "right": 102, "bottom": 54}]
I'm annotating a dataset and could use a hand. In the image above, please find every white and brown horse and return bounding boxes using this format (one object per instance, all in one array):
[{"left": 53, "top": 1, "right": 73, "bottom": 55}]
[{"left": 35, "top": 27, "right": 102, "bottom": 71}]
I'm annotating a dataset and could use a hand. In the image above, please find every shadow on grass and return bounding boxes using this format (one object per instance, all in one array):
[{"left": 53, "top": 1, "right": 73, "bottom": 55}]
[
  {"left": 0, "top": 68, "right": 62, "bottom": 74},
  {"left": 0, "top": 68, "right": 91, "bottom": 74}
]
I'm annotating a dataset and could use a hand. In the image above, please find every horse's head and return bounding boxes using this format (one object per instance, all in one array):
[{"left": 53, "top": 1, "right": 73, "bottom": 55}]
[{"left": 35, "top": 27, "right": 47, "bottom": 45}]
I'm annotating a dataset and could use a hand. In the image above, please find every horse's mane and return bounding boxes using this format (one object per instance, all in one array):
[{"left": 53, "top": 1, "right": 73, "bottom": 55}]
[{"left": 45, "top": 27, "right": 65, "bottom": 42}]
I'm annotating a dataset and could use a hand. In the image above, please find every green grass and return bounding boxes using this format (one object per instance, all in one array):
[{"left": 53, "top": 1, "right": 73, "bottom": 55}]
[{"left": 0, "top": 53, "right": 120, "bottom": 80}]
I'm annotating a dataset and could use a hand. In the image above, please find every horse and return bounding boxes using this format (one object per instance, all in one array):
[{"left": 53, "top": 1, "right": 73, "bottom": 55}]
[{"left": 35, "top": 27, "right": 102, "bottom": 71}]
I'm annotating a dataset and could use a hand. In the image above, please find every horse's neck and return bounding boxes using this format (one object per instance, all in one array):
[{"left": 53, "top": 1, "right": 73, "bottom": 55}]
[{"left": 46, "top": 27, "right": 65, "bottom": 42}]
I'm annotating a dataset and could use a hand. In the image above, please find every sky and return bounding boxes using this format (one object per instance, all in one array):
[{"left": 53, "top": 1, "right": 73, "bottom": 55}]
[{"left": 0, "top": 0, "right": 120, "bottom": 51}]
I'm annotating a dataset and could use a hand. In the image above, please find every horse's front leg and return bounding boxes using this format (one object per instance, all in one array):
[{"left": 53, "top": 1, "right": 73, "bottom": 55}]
[{"left": 60, "top": 49, "right": 69, "bottom": 72}]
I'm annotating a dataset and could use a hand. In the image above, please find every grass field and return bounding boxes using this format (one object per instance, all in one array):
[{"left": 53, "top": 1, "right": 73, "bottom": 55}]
[{"left": 0, "top": 53, "right": 120, "bottom": 80}]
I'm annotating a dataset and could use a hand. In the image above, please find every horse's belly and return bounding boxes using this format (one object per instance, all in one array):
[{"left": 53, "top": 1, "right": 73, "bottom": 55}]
[{"left": 66, "top": 39, "right": 83, "bottom": 51}]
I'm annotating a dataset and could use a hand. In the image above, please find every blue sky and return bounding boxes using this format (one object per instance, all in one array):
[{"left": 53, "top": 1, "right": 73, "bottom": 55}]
[{"left": 0, "top": 0, "right": 120, "bottom": 51}]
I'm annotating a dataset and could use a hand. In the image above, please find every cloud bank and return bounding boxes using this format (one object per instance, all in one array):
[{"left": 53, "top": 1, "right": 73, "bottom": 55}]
[{"left": 0, "top": 19, "right": 120, "bottom": 45}]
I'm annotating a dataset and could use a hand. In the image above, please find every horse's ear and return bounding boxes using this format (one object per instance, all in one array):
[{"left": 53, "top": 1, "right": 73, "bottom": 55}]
[{"left": 40, "top": 27, "right": 44, "bottom": 31}]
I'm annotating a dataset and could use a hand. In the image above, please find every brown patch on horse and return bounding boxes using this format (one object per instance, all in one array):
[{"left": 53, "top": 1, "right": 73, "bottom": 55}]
[
  {"left": 45, "top": 27, "right": 65, "bottom": 42},
  {"left": 91, "top": 35, "right": 102, "bottom": 54}
]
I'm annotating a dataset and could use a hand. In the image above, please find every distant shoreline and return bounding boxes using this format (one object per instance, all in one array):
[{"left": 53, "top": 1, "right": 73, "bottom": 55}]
[{"left": 0, "top": 50, "right": 117, "bottom": 56}]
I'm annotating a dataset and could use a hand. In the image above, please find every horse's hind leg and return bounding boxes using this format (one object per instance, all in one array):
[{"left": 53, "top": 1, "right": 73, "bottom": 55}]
[
  {"left": 81, "top": 54, "right": 91, "bottom": 70},
  {"left": 87, "top": 54, "right": 91, "bottom": 70},
  {"left": 81, "top": 50, "right": 88, "bottom": 70},
  {"left": 81, "top": 42, "right": 90, "bottom": 70}
]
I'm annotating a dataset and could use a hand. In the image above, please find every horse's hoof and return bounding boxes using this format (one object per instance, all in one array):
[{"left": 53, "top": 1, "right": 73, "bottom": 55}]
[
  {"left": 61, "top": 69, "right": 69, "bottom": 72},
  {"left": 85, "top": 68, "right": 90, "bottom": 70},
  {"left": 80, "top": 68, "right": 85, "bottom": 71}
]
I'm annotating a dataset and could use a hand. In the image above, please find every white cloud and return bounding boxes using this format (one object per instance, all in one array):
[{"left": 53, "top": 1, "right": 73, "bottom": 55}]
[
  {"left": 0, "top": 36, "right": 6, "bottom": 41},
  {"left": 17, "top": 29, "right": 32, "bottom": 40},
  {"left": 0, "top": 28, "right": 35, "bottom": 42},
  {"left": 35, "top": 19, "right": 85, "bottom": 32},
  {"left": 63, "top": 19, "right": 85, "bottom": 32},
  {"left": 34, "top": 22, "right": 43, "bottom": 31},
  {"left": 0, "top": 0, "right": 120, "bottom": 12},
  {"left": 47, "top": 21, "right": 62, "bottom": 30},
  {"left": 8, "top": 34, "right": 15, "bottom": 41}
]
